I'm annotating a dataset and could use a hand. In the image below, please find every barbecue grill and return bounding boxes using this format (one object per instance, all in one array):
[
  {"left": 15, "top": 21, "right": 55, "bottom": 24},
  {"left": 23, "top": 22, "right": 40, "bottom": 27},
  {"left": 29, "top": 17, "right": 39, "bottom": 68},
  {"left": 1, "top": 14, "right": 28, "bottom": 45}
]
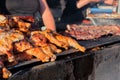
[
  {"left": 7, "top": 41, "right": 120, "bottom": 80},
  {"left": 1, "top": 16, "right": 120, "bottom": 80},
  {"left": 6, "top": 33, "right": 120, "bottom": 80}
]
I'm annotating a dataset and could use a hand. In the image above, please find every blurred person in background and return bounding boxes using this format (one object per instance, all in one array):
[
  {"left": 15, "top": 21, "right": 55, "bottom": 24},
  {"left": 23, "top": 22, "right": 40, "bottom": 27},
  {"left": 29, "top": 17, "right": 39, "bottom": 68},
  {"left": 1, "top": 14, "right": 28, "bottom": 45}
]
[
  {"left": 60, "top": 0, "right": 101, "bottom": 24},
  {"left": 60, "top": 0, "right": 116, "bottom": 24}
]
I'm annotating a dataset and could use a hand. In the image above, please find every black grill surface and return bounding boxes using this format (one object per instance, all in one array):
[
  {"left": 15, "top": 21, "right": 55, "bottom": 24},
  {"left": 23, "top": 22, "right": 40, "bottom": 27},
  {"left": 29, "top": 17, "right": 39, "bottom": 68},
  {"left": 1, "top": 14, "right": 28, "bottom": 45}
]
[{"left": 78, "top": 35, "right": 120, "bottom": 49}]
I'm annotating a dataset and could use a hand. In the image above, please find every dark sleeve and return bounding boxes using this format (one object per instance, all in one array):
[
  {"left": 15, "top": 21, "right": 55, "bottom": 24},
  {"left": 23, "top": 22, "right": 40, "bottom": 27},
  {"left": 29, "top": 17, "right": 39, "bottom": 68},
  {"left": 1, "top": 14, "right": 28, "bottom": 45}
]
[
  {"left": 62, "top": 0, "right": 77, "bottom": 17},
  {"left": 62, "top": 0, "right": 90, "bottom": 17},
  {"left": 0, "top": 0, "right": 10, "bottom": 14}
]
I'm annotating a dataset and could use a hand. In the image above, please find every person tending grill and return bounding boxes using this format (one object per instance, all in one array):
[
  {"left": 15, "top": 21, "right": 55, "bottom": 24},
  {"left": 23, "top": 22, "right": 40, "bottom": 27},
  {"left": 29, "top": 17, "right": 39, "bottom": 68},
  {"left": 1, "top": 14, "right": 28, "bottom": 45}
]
[
  {"left": 0, "top": 0, "right": 56, "bottom": 32},
  {"left": 60, "top": 0, "right": 115, "bottom": 24},
  {"left": 60, "top": 0, "right": 100, "bottom": 23}
]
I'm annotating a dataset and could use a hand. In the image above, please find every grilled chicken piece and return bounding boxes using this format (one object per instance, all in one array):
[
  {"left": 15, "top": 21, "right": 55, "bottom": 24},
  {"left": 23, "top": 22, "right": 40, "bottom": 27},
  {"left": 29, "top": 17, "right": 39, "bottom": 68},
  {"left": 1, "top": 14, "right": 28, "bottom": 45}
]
[
  {"left": 10, "top": 16, "right": 32, "bottom": 32},
  {"left": 30, "top": 31, "right": 48, "bottom": 47},
  {"left": 0, "top": 15, "right": 9, "bottom": 27},
  {"left": 14, "top": 40, "right": 33, "bottom": 52},
  {"left": 65, "top": 37, "right": 86, "bottom": 52},
  {"left": 17, "top": 21, "right": 31, "bottom": 32},
  {"left": 2, "top": 67, "right": 12, "bottom": 79},
  {"left": 25, "top": 47, "right": 50, "bottom": 62},
  {"left": 54, "top": 33, "right": 69, "bottom": 49},
  {"left": 49, "top": 43, "right": 62, "bottom": 54},
  {"left": 40, "top": 29, "right": 68, "bottom": 49},
  {"left": 0, "top": 60, "right": 12, "bottom": 79},
  {"left": 8, "top": 29, "right": 24, "bottom": 42},
  {"left": 41, "top": 45, "right": 56, "bottom": 61},
  {"left": 0, "top": 15, "right": 10, "bottom": 32},
  {"left": 0, "top": 38, "right": 15, "bottom": 62},
  {"left": 12, "top": 16, "right": 34, "bottom": 23},
  {"left": 0, "top": 30, "right": 24, "bottom": 62},
  {"left": 54, "top": 32, "right": 86, "bottom": 52}
]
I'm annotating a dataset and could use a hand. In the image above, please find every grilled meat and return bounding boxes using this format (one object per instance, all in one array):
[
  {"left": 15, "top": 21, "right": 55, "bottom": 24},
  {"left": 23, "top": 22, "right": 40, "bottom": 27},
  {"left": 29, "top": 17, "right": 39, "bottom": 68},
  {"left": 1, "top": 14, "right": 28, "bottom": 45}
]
[
  {"left": 8, "top": 16, "right": 33, "bottom": 32},
  {"left": 54, "top": 32, "right": 86, "bottom": 52},
  {"left": 30, "top": 31, "right": 48, "bottom": 47},
  {"left": 0, "top": 15, "right": 88, "bottom": 79},
  {"left": 49, "top": 43, "right": 62, "bottom": 54},
  {"left": 65, "top": 37, "right": 86, "bottom": 52},
  {"left": 0, "top": 38, "right": 14, "bottom": 62},
  {"left": 17, "top": 21, "right": 31, "bottom": 32},
  {"left": 13, "top": 16, "right": 34, "bottom": 23},
  {"left": 0, "top": 15, "right": 9, "bottom": 27},
  {"left": 14, "top": 40, "right": 33, "bottom": 52},
  {"left": 0, "top": 60, "right": 12, "bottom": 79},
  {"left": 39, "top": 29, "right": 85, "bottom": 52},
  {"left": 2, "top": 67, "right": 12, "bottom": 79},
  {"left": 0, "top": 30, "right": 24, "bottom": 62},
  {"left": 41, "top": 45, "right": 56, "bottom": 61},
  {"left": 66, "top": 24, "right": 120, "bottom": 40},
  {"left": 40, "top": 29, "right": 68, "bottom": 49},
  {"left": 25, "top": 47, "right": 50, "bottom": 62},
  {"left": 53, "top": 33, "right": 69, "bottom": 49},
  {"left": 0, "top": 15, "right": 10, "bottom": 32},
  {"left": 7, "top": 29, "right": 24, "bottom": 42}
]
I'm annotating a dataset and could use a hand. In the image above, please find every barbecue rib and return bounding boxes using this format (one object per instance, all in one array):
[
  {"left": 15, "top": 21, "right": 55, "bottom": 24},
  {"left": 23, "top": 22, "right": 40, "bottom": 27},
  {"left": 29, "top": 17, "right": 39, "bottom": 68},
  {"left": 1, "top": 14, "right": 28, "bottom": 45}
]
[{"left": 66, "top": 24, "right": 120, "bottom": 40}]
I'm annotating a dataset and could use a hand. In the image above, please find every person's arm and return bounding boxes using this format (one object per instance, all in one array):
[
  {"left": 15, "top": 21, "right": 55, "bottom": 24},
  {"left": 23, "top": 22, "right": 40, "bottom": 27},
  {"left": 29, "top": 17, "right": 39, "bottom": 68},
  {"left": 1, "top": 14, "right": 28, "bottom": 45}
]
[
  {"left": 77, "top": 0, "right": 100, "bottom": 8},
  {"left": 38, "top": 0, "right": 56, "bottom": 31}
]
